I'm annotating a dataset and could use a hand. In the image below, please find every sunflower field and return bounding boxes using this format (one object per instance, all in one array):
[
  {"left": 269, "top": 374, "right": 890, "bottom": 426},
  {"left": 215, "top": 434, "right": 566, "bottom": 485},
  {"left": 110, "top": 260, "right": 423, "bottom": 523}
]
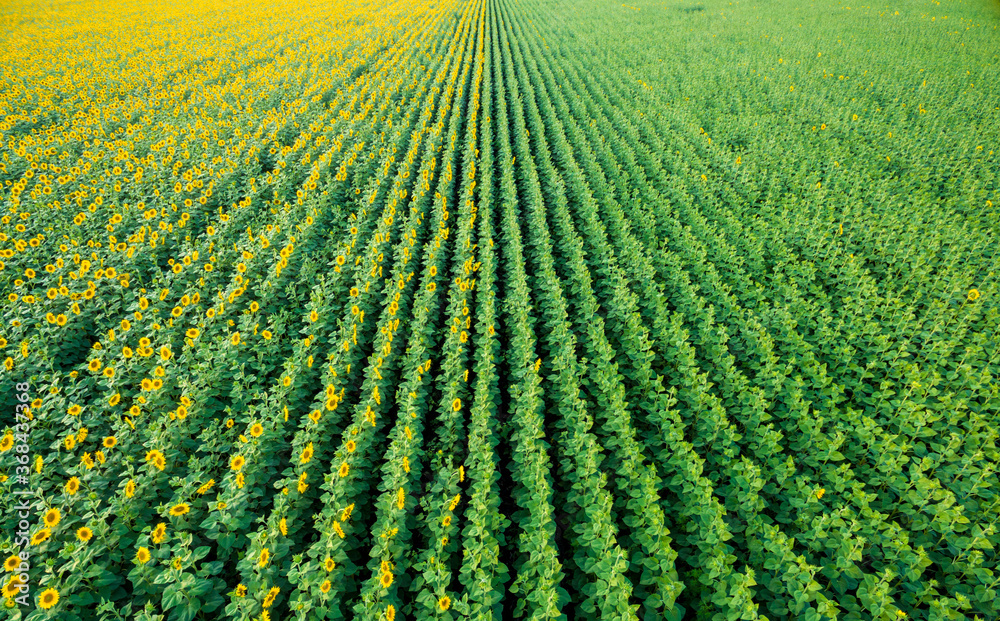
[{"left": 1, "top": 0, "right": 998, "bottom": 619}]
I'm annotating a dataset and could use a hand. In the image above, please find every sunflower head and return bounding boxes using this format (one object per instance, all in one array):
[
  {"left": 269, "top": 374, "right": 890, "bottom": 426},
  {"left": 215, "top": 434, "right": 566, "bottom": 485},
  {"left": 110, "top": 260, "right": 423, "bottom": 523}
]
[
  {"left": 31, "top": 529, "right": 51, "bottom": 545},
  {"left": 37, "top": 588, "right": 59, "bottom": 610},
  {"left": 76, "top": 527, "right": 93, "bottom": 542},
  {"left": 151, "top": 523, "right": 167, "bottom": 544},
  {"left": 2, "top": 575, "right": 26, "bottom": 598}
]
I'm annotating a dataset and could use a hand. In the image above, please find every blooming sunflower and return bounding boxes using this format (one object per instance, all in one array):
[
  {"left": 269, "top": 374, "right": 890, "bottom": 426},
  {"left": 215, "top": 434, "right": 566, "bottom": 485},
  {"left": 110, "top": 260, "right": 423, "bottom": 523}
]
[
  {"left": 169, "top": 503, "right": 190, "bottom": 517},
  {"left": 151, "top": 523, "right": 167, "bottom": 544},
  {"left": 145, "top": 449, "right": 166, "bottom": 471},
  {"left": 135, "top": 547, "right": 151, "bottom": 564},
  {"left": 262, "top": 586, "right": 280, "bottom": 608},
  {"left": 76, "top": 527, "right": 93, "bottom": 542},
  {"left": 31, "top": 529, "right": 51, "bottom": 545},
  {"left": 2, "top": 576, "right": 25, "bottom": 598},
  {"left": 37, "top": 589, "right": 59, "bottom": 610}
]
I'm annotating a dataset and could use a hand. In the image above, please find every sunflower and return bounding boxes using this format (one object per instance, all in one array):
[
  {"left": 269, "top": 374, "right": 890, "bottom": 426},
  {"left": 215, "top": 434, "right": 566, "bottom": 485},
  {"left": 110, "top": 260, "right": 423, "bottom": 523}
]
[
  {"left": 66, "top": 476, "right": 80, "bottom": 495},
  {"left": 30, "top": 529, "right": 51, "bottom": 545},
  {"left": 36, "top": 588, "right": 59, "bottom": 610},
  {"left": 279, "top": 518, "right": 288, "bottom": 536},
  {"left": 230, "top": 455, "right": 246, "bottom": 471},
  {"left": 234, "top": 584, "right": 247, "bottom": 598},
  {"left": 320, "top": 580, "right": 332, "bottom": 594},
  {"left": 386, "top": 605, "right": 396, "bottom": 621},
  {"left": 43, "top": 508, "right": 61, "bottom": 528},
  {"left": 324, "top": 557, "right": 336, "bottom": 572},
  {"left": 438, "top": 596, "right": 451, "bottom": 611},
  {"left": 338, "top": 462, "right": 350, "bottom": 478},
  {"left": 258, "top": 548, "right": 270, "bottom": 568},
  {"left": 262, "top": 586, "right": 280, "bottom": 608},
  {"left": 2, "top": 576, "right": 25, "bottom": 598},
  {"left": 249, "top": 423, "right": 264, "bottom": 438},
  {"left": 145, "top": 449, "right": 166, "bottom": 471},
  {"left": 968, "top": 289, "right": 981, "bottom": 302},
  {"left": 169, "top": 504, "right": 190, "bottom": 517},
  {"left": 135, "top": 547, "right": 151, "bottom": 564},
  {"left": 124, "top": 479, "right": 135, "bottom": 498},
  {"left": 300, "top": 443, "right": 314, "bottom": 464},
  {"left": 151, "top": 523, "right": 167, "bottom": 544},
  {"left": 451, "top": 398, "right": 461, "bottom": 412},
  {"left": 3, "top": 555, "right": 20, "bottom": 572},
  {"left": 379, "top": 572, "right": 393, "bottom": 589},
  {"left": 0, "top": 434, "right": 12, "bottom": 452}
]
